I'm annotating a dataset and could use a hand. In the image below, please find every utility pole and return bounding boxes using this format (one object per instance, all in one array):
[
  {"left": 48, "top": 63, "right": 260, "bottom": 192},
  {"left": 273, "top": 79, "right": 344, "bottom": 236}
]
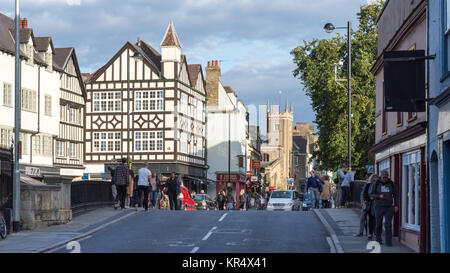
[
  {"left": 13, "top": 0, "right": 21, "bottom": 232},
  {"left": 347, "top": 21, "right": 352, "bottom": 170}
]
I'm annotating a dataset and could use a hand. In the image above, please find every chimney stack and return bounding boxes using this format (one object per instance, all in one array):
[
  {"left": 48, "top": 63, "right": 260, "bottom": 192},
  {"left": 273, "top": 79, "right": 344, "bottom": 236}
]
[
  {"left": 205, "top": 59, "right": 221, "bottom": 106},
  {"left": 20, "top": 18, "right": 28, "bottom": 29}
]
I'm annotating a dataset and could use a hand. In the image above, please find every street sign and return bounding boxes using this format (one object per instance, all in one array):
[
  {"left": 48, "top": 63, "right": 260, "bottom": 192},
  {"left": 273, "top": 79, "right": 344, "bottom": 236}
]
[
  {"left": 25, "top": 167, "right": 41, "bottom": 177},
  {"left": 252, "top": 161, "right": 261, "bottom": 170}
]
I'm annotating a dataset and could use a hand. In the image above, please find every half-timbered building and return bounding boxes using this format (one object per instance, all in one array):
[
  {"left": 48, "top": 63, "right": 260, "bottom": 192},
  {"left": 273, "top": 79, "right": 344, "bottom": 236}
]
[
  {"left": 54, "top": 48, "right": 86, "bottom": 178},
  {"left": 84, "top": 21, "right": 207, "bottom": 189}
]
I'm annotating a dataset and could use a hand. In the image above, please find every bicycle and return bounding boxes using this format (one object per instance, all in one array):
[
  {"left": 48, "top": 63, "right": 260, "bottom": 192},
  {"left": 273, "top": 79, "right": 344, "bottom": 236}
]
[{"left": 0, "top": 215, "right": 7, "bottom": 239}]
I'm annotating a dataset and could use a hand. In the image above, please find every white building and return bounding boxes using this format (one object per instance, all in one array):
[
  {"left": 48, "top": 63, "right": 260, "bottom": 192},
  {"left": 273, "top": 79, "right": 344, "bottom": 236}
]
[
  {"left": 205, "top": 60, "right": 248, "bottom": 202},
  {"left": 0, "top": 15, "right": 61, "bottom": 178}
]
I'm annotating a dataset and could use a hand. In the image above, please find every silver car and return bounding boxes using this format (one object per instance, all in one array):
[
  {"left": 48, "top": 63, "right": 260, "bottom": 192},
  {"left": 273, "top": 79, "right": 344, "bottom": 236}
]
[{"left": 266, "top": 190, "right": 302, "bottom": 211}]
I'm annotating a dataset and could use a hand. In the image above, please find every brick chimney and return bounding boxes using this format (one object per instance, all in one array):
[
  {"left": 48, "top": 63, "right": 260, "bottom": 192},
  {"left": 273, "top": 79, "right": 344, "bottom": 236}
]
[
  {"left": 205, "top": 60, "right": 221, "bottom": 106},
  {"left": 20, "top": 18, "right": 28, "bottom": 29}
]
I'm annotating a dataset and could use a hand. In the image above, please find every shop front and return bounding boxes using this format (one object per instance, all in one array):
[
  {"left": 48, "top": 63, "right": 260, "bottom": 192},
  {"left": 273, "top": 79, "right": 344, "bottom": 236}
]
[{"left": 216, "top": 172, "right": 247, "bottom": 210}]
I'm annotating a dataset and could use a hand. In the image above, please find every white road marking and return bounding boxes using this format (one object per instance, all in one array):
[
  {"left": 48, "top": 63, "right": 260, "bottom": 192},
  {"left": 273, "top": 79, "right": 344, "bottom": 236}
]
[
  {"left": 202, "top": 226, "right": 217, "bottom": 241},
  {"left": 326, "top": 236, "right": 337, "bottom": 253},
  {"left": 218, "top": 213, "right": 228, "bottom": 222},
  {"left": 190, "top": 247, "right": 200, "bottom": 253}
]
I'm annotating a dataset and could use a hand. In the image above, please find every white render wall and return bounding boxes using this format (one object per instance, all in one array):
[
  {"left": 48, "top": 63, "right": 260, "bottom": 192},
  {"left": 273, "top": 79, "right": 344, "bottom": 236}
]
[
  {"left": 206, "top": 82, "right": 248, "bottom": 195},
  {"left": 0, "top": 50, "right": 60, "bottom": 167}
]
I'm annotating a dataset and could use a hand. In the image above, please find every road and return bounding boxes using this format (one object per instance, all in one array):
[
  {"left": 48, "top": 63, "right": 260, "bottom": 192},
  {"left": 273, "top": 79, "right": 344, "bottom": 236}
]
[{"left": 53, "top": 210, "right": 331, "bottom": 253}]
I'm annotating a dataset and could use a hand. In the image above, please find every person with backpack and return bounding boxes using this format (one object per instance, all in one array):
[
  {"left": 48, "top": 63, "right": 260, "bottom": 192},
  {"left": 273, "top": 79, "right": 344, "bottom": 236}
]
[
  {"left": 112, "top": 158, "right": 130, "bottom": 210},
  {"left": 369, "top": 170, "right": 399, "bottom": 246},
  {"left": 334, "top": 164, "right": 347, "bottom": 208}
]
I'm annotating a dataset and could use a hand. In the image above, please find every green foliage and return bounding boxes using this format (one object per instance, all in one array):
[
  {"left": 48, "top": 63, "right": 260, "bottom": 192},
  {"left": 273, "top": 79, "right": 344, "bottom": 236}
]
[{"left": 291, "top": 0, "right": 384, "bottom": 178}]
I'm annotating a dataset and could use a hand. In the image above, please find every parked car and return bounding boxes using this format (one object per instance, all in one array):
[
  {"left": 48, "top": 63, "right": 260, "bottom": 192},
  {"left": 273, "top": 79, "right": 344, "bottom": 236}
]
[
  {"left": 266, "top": 190, "right": 302, "bottom": 211},
  {"left": 193, "top": 194, "right": 216, "bottom": 210}
]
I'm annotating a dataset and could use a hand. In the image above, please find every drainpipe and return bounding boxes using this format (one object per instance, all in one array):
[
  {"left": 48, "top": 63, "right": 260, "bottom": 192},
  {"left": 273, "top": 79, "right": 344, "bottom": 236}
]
[{"left": 30, "top": 65, "right": 41, "bottom": 164}]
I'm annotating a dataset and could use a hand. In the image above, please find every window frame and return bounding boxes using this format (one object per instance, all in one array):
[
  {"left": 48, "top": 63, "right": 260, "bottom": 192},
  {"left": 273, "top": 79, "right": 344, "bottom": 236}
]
[
  {"left": 3, "top": 82, "right": 12, "bottom": 107},
  {"left": 56, "top": 140, "right": 65, "bottom": 157},
  {"left": 92, "top": 92, "right": 122, "bottom": 113},
  {"left": 93, "top": 132, "right": 121, "bottom": 152},
  {"left": 44, "top": 95, "right": 52, "bottom": 116},
  {"left": 134, "top": 90, "right": 164, "bottom": 112},
  {"left": 134, "top": 131, "right": 164, "bottom": 152},
  {"left": 401, "top": 150, "right": 421, "bottom": 231}
]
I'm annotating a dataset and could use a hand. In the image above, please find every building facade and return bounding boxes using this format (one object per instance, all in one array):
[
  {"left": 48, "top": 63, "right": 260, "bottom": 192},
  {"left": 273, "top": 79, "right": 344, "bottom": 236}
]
[
  {"left": 84, "top": 21, "right": 207, "bottom": 188},
  {"left": 53, "top": 48, "right": 86, "bottom": 178},
  {"left": 261, "top": 102, "right": 293, "bottom": 190},
  {"left": 0, "top": 15, "right": 61, "bottom": 179},
  {"left": 428, "top": 0, "right": 450, "bottom": 253},
  {"left": 205, "top": 60, "right": 248, "bottom": 202},
  {"left": 291, "top": 123, "right": 317, "bottom": 190},
  {"left": 370, "top": 0, "right": 427, "bottom": 252}
]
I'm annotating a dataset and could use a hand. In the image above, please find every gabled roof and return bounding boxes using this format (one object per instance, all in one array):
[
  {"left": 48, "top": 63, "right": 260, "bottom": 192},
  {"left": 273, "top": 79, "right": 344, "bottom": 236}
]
[
  {"left": 160, "top": 20, "right": 182, "bottom": 49},
  {"left": 187, "top": 64, "right": 201, "bottom": 87},
  {"left": 34, "top": 37, "right": 55, "bottom": 53},
  {"left": 139, "top": 40, "right": 162, "bottom": 71},
  {"left": 54, "top": 47, "right": 73, "bottom": 68}
]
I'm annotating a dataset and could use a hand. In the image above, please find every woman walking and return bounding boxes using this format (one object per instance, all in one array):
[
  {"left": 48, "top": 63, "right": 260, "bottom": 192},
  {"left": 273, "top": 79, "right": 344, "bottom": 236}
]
[
  {"left": 320, "top": 175, "right": 332, "bottom": 208},
  {"left": 225, "top": 189, "right": 235, "bottom": 210},
  {"left": 149, "top": 172, "right": 160, "bottom": 209},
  {"left": 239, "top": 189, "right": 246, "bottom": 211}
]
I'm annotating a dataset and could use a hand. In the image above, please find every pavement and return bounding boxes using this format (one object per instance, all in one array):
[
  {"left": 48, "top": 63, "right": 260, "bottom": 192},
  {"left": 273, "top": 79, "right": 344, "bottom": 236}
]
[
  {"left": 0, "top": 206, "right": 136, "bottom": 253},
  {"left": 316, "top": 208, "right": 415, "bottom": 253}
]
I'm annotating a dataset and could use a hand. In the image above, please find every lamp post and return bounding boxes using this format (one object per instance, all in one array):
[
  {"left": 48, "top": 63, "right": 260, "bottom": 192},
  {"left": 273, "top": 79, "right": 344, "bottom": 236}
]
[
  {"left": 324, "top": 21, "right": 352, "bottom": 170},
  {"left": 13, "top": 0, "right": 21, "bottom": 232},
  {"left": 126, "top": 50, "right": 143, "bottom": 169}
]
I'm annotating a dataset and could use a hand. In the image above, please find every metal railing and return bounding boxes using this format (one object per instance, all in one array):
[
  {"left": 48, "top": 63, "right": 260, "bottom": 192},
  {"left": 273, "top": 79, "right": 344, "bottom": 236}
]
[{"left": 71, "top": 180, "right": 114, "bottom": 216}]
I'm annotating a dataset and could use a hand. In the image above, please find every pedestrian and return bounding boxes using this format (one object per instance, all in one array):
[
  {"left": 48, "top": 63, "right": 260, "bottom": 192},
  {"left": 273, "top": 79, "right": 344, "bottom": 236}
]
[
  {"left": 149, "top": 172, "right": 160, "bottom": 209},
  {"left": 340, "top": 168, "right": 355, "bottom": 208},
  {"left": 370, "top": 170, "right": 399, "bottom": 246},
  {"left": 239, "top": 189, "right": 246, "bottom": 211},
  {"left": 112, "top": 158, "right": 130, "bottom": 210},
  {"left": 217, "top": 190, "right": 226, "bottom": 210},
  {"left": 306, "top": 171, "right": 321, "bottom": 209},
  {"left": 159, "top": 186, "right": 170, "bottom": 210},
  {"left": 320, "top": 175, "right": 332, "bottom": 208},
  {"left": 108, "top": 166, "right": 119, "bottom": 209},
  {"left": 355, "top": 173, "right": 376, "bottom": 238},
  {"left": 166, "top": 172, "right": 180, "bottom": 210},
  {"left": 334, "top": 164, "right": 347, "bottom": 208},
  {"left": 137, "top": 163, "right": 151, "bottom": 211},
  {"left": 225, "top": 189, "right": 235, "bottom": 210}
]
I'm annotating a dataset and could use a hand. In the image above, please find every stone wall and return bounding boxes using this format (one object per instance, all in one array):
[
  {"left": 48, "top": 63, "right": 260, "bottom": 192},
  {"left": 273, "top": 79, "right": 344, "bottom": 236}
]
[{"left": 20, "top": 177, "right": 72, "bottom": 230}]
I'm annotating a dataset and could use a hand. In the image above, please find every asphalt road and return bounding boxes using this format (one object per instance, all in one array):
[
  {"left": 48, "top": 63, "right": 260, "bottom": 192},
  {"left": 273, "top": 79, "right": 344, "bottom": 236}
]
[{"left": 53, "top": 210, "right": 331, "bottom": 253}]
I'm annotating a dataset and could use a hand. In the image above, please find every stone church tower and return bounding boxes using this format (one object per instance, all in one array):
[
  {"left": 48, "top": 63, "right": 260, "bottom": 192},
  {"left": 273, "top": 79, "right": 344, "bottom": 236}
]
[{"left": 262, "top": 101, "right": 293, "bottom": 190}]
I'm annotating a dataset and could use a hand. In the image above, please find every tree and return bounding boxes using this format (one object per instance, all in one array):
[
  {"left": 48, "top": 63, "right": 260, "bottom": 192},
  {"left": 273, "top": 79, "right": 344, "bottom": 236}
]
[{"left": 290, "top": 1, "right": 384, "bottom": 179}]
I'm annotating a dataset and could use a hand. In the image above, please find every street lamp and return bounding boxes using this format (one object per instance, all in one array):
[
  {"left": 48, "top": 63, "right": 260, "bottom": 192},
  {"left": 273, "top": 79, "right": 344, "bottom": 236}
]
[
  {"left": 324, "top": 21, "right": 352, "bottom": 170},
  {"left": 127, "top": 50, "right": 143, "bottom": 168},
  {"left": 13, "top": 0, "right": 21, "bottom": 232}
]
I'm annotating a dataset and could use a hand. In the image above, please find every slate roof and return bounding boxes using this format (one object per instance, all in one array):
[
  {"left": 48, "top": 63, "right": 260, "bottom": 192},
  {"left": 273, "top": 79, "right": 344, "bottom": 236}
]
[
  {"left": 187, "top": 64, "right": 201, "bottom": 87},
  {"left": 54, "top": 47, "right": 73, "bottom": 68},
  {"left": 160, "top": 21, "right": 182, "bottom": 49},
  {"left": 34, "top": 36, "right": 55, "bottom": 53},
  {"left": 293, "top": 136, "right": 307, "bottom": 153}
]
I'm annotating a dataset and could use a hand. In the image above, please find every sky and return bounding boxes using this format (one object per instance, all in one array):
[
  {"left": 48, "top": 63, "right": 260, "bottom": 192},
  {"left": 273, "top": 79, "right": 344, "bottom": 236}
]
[{"left": 0, "top": 0, "right": 369, "bottom": 134}]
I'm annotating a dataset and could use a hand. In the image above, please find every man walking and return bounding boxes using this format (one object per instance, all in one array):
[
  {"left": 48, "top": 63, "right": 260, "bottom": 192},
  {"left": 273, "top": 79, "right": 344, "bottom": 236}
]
[
  {"left": 217, "top": 190, "right": 226, "bottom": 210},
  {"left": 335, "top": 164, "right": 346, "bottom": 208},
  {"left": 137, "top": 163, "right": 152, "bottom": 211},
  {"left": 307, "top": 171, "right": 321, "bottom": 209},
  {"left": 370, "top": 170, "right": 399, "bottom": 246},
  {"left": 113, "top": 158, "right": 130, "bottom": 210},
  {"left": 166, "top": 172, "right": 180, "bottom": 210},
  {"left": 340, "top": 168, "right": 355, "bottom": 208}
]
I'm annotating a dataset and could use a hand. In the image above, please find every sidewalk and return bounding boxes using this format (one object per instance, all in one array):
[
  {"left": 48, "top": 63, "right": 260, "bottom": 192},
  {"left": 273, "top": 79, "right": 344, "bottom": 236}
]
[
  {"left": 0, "top": 207, "right": 136, "bottom": 253},
  {"left": 316, "top": 208, "right": 415, "bottom": 253}
]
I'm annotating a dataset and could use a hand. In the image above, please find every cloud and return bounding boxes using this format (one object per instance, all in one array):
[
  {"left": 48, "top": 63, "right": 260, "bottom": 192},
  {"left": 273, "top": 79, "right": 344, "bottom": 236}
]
[{"left": 0, "top": 0, "right": 368, "bottom": 130}]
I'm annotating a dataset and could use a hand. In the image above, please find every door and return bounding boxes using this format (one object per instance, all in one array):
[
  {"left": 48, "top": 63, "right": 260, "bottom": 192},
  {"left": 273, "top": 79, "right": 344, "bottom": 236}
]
[{"left": 444, "top": 140, "right": 450, "bottom": 252}]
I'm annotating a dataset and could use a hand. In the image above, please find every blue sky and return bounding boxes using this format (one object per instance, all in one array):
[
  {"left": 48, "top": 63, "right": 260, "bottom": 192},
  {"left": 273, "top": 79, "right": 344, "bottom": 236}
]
[{"left": 0, "top": 0, "right": 369, "bottom": 134}]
